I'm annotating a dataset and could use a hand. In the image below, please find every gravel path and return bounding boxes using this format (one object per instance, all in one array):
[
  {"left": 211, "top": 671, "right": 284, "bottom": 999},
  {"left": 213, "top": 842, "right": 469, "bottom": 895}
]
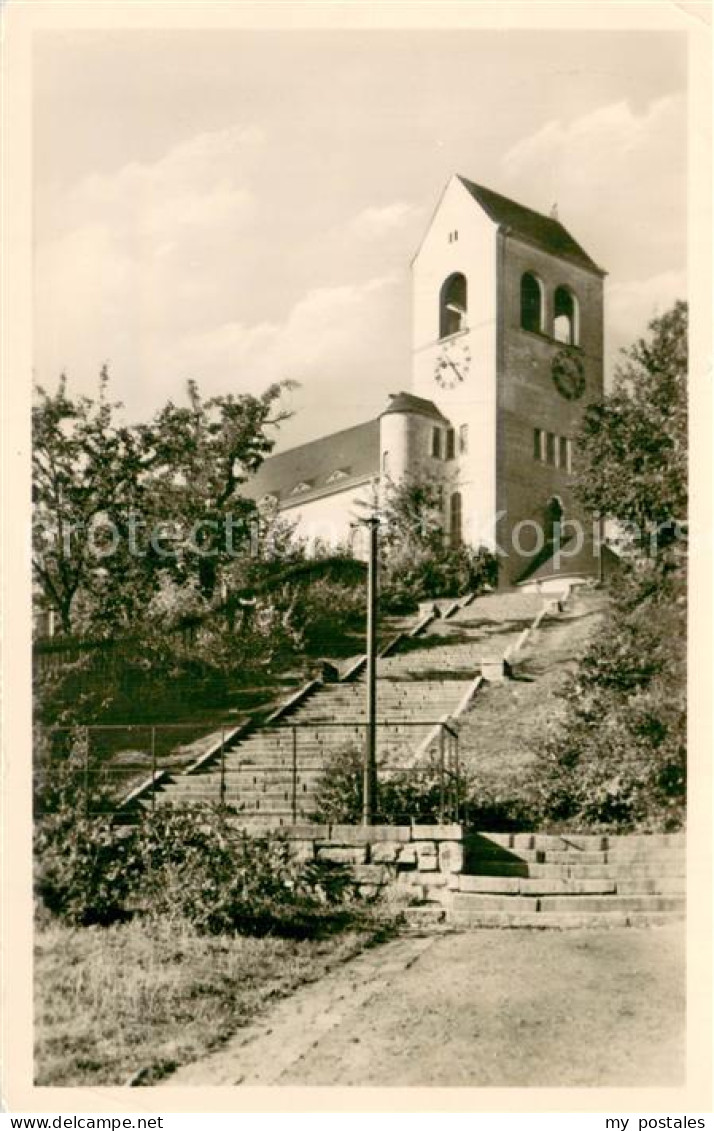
[{"left": 161, "top": 922, "right": 685, "bottom": 1088}]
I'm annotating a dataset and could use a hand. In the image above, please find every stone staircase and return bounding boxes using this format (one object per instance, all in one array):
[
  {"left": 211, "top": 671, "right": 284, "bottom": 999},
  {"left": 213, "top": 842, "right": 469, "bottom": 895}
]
[
  {"left": 416, "top": 831, "right": 686, "bottom": 928},
  {"left": 138, "top": 589, "right": 548, "bottom": 824},
  {"left": 152, "top": 676, "right": 470, "bottom": 822}
]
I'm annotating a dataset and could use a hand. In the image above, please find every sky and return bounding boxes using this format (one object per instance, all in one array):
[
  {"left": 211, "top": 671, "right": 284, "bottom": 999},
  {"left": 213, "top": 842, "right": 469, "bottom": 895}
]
[{"left": 33, "top": 28, "right": 688, "bottom": 451}]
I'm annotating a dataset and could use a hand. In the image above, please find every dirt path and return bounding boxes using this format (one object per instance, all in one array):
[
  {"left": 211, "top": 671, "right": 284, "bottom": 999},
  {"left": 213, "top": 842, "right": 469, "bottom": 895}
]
[{"left": 161, "top": 922, "right": 685, "bottom": 1088}]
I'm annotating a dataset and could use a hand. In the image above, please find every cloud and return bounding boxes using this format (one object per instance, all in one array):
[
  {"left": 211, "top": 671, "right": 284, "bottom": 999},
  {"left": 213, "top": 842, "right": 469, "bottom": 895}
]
[
  {"left": 605, "top": 270, "right": 686, "bottom": 379},
  {"left": 502, "top": 95, "right": 686, "bottom": 277},
  {"left": 344, "top": 202, "right": 425, "bottom": 240},
  {"left": 149, "top": 273, "right": 407, "bottom": 444}
]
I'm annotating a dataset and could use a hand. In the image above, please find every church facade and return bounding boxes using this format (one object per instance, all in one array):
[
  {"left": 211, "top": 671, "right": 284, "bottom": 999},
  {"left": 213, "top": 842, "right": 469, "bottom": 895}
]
[{"left": 245, "top": 175, "right": 605, "bottom": 589}]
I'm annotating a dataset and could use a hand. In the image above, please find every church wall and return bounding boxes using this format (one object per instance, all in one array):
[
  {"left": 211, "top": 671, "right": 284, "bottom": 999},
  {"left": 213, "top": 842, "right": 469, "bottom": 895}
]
[
  {"left": 379, "top": 411, "right": 451, "bottom": 489},
  {"left": 278, "top": 480, "right": 378, "bottom": 558},
  {"left": 411, "top": 177, "right": 500, "bottom": 551},
  {"left": 496, "top": 234, "right": 604, "bottom": 585}
]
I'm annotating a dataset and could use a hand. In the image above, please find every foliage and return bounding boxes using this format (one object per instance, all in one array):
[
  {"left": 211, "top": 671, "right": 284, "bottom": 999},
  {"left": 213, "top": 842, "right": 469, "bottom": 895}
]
[
  {"left": 313, "top": 743, "right": 469, "bottom": 825},
  {"left": 374, "top": 476, "right": 498, "bottom": 611},
  {"left": 382, "top": 542, "right": 497, "bottom": 612},
  {"left": 32, "top": 370, "right": 294, "bottom": 635},
  {"left": 32, "top": 369, "right": 143, "bottom": 635},
  {"left": 35, "top": 807, "right": 138, "bottom": 926},
  {"left": 532, "top": 302, "right": 688, "bottom": 831},
  {"left": 134, "top": 806, "right": 356, "bottom": 936},
  {"left": 284, "top": 578, "right": 366, "bottom": 656},
  {"left": 529, "top": 566, "right": 686, "bottom": 831},
  {"left": 576, "top": 301, "right": 687, "bottom": 552},
  {"left": 34, "top": 802, "right": 362, "bottom": 936},
  {"left": 134, "top": 378, "right": 294, "bottom": 599}
]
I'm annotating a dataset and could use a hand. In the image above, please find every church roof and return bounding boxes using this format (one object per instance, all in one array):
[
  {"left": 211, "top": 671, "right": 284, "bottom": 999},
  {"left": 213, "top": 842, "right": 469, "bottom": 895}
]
[
  {"left": 380, "top": 391, "right": 448, "bottom": 422},
  {"left": 457, "top": 176, "right": 604, "bottom": 275},
  {"left": 242, "top": 418, "right": 380, "bottom": 506}
]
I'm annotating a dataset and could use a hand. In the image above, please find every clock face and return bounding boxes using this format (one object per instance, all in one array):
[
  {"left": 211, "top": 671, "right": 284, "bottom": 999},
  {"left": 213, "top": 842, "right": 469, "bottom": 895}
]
[
  {"left": 551, "top": 349, "right": 586, "bottom": 400},
  {"left": 435, "top": 337, "right": 471, "bottom": 389}
]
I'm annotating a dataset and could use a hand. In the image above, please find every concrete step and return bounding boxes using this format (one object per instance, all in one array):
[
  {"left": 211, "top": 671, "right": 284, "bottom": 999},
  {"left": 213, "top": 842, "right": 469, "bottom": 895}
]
[
  {"left": 525, "top": 861, "right": 685, "bottom": 880},
  {"left": 448, "top": 890, "right": 685, "bottom": 925},
  {"left": 615, "top": 877, "right": 686, "bottom": 895},
  {"left": 538, "top": 894, "right": 685, "bottom": 914},
  {"left": 448, "top": 909, "right": 683, "bottom": 929},
  {"left": 456, "top": 876, "right": 618, "bottom": 896}
]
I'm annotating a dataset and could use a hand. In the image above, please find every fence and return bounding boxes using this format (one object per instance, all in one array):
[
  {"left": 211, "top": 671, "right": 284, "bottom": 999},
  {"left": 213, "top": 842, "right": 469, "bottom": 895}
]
[{"left": 34, "top": 718, "right": 462, "bottom": 825}]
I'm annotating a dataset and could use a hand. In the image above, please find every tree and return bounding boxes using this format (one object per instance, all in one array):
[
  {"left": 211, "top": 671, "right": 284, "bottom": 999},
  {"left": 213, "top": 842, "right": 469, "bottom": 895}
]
[
  {"left": 576, "top": 300, "right": 687, "bottom": 553},
  {"left": 371, "top": 475, "right": 497, "bottom": 610},
  {"left": 32, "top": 373, "right": 294, "bottom": 635},
  {"left": 533, "top": 301, "right": 688, "bottom": 831},
  {"left": 135, "top": 379, "right": 294, "bottom": 598},
  {"left": 32, "top": 369, "right": 141, "bottom": 634}
]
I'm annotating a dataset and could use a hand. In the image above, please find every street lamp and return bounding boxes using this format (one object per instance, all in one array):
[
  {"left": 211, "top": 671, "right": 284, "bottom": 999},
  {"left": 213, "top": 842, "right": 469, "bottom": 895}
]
[{"left": 355, "top": 515, "right": 380, "bottom": 824}]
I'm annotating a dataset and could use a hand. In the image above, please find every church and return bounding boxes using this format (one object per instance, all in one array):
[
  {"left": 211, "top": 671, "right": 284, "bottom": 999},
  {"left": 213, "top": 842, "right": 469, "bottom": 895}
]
[{"left": 245, "top": 174, "right": 605, "bottom": 590}]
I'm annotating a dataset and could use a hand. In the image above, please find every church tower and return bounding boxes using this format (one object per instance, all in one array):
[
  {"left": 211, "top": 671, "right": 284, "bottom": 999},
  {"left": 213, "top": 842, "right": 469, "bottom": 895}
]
[{"left": 411, "top": 175, "right": 605, "bottom": 587}]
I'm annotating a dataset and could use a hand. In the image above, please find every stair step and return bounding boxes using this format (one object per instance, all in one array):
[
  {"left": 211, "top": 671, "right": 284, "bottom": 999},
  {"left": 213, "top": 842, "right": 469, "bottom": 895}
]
[
  {"left": 449, "top": 910, "right": 683, "bottom": 929},
  {"left": 458, "top": 876, "right": 616, "bottom": 896},
  {"left": 538, "top": 894, "right": 685, "bottom": 914}
]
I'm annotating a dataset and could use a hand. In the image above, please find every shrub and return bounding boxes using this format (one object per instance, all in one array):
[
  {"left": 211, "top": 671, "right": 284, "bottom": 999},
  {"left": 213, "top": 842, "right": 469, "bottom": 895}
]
[
  {"left": 35, "top": 807, "right": 138, "bottom": 925},
  {"left": 528, "top": 565, "right": 686, "bottom": 832},
  {"left": 313, "top": 743, "right": 470, "bottom": 825},
  {"left": 34, "top": 802, "right": 361, "bottom": 936},
  {"left": 381, "top": 543, "right": 497, "bottom": 613}
]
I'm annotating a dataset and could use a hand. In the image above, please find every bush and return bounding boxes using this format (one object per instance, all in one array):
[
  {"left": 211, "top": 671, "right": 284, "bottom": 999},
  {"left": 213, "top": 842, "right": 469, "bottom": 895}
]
[
  {"left": 34, "top": 802, "right": 360, "bottom": 935},
  {"left": 381, "top": 543, "right": 497, "bottom": 613},
  {"left": 528, "top": 564, "right": 686, "bottom": 832},
  {"left": 282, "top": 579, "right": 366, "bottom": 657},
  {"left": 35, "top": 807, "right": 138, "bottom": 926},
  {"left": 313, "top": 743, "right": 470, "bottom": 825}
]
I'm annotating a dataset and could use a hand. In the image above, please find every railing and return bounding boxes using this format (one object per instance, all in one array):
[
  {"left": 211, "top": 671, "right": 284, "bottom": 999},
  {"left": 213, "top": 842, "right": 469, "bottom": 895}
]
[{"left": 35, "top": 718, "right": 462, "bottom": 825}]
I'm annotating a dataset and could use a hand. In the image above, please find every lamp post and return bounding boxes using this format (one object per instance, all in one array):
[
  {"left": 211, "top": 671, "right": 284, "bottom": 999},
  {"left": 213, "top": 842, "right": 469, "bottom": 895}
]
[{"left": 361, "top": 515, "right": 379, "bottom": 825}]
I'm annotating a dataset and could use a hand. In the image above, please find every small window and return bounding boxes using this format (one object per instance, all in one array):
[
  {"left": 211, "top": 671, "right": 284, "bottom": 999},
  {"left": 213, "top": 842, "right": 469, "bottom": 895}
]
[
  {"left": 459, "top": 424, "right": 469, "bottom": 454},
  {"left": 446, "top": 428, "right": 456, "bottom": 460},
  {"left": 439, "top": 273, "right": 468, "bottom": 338},
  {"left": 558, "top": 436, "right": 569, "bottom": 470},
  {"left": 382, "top": 450, "right": 390, "bottom": 474},
  {"left": 554, "top": 286, "right": 579, "bottom": 345},
  {"left": 564, "top": 438, "right": 573, "bottom": 474},
  {"left": 545, "top": 433, "right": 556, "bottom": 466},
  {"left": 449, "top": 492, "right": 463, "bottom": 548},
  {"left": 521, "top": 272, "right": 543, "bottom": 334},
  {"left": 431, "top": 427, "right": 442, "bottom": 459},
  {"left": 533, "top": 429, "right": 543, "bottom": 461},
  {"left": 326, "top": 468, "right": 349, "bottom": 484}
]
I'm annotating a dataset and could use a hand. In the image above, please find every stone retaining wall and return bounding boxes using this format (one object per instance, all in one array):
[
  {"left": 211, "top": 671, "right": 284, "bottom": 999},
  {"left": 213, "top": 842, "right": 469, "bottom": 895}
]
[{"left": 230, "top": 822, "right": 466, "bottom": 900}]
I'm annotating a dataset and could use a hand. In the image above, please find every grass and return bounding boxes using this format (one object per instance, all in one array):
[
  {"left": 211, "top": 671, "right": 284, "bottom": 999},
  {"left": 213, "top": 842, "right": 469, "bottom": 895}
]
[
  {"left": 450, "top": 598, "right": 608, "bottom": 827},
  {"left": 34, "top": 912, "right": 394, "bottom": 1087}
]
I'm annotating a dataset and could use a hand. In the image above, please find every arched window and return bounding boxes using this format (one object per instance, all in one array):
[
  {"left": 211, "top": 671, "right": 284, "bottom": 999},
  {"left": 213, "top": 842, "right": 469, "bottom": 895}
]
[
  {"left": 449, "top": 492, "right": 463, "bottom": 548},
  {"left": 520, "top": 272, "right": 543, "bottom": 333},
  {"left": 553, "top": 286, "right": 579, "bottom": 345},
  {"left": 439, "top": 273, "right": 468, "bottom": 338}
]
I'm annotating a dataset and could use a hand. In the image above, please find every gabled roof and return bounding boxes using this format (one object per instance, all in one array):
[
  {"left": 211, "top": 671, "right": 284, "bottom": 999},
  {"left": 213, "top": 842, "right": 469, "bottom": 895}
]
[
  {"left": 242, "top": 418, "right": 380, "bottom": 506},
  {"left": 457, "top": 176, "right": 604, "bottom": 275},
  {"left": 380, "top": 391, "right": 448, "bottom": 423}
]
